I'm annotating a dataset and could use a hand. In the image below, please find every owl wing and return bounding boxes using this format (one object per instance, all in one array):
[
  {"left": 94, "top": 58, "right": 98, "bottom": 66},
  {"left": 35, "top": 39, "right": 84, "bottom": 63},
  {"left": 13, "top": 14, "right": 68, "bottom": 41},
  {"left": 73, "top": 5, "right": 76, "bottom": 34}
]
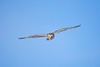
[
  {"left": 19, "top": 34, "right": 47, "bottom": 39},
  {"left": 53, "top": 25, "right": 81, "bottom": 34}
]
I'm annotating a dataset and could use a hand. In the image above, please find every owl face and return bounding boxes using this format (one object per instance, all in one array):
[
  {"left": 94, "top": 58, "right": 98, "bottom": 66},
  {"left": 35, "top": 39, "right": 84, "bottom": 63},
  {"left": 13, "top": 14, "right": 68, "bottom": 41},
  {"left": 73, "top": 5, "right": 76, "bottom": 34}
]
[{"left": 47, "top": 33, "right": 55, "bottom": 40}]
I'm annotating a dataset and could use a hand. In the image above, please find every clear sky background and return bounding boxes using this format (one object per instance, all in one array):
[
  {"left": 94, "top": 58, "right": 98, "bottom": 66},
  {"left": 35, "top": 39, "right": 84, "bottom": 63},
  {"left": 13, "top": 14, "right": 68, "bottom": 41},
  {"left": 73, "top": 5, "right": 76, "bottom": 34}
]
[{"left": 0, "top": 0, "right": 100, "bottom": 67}]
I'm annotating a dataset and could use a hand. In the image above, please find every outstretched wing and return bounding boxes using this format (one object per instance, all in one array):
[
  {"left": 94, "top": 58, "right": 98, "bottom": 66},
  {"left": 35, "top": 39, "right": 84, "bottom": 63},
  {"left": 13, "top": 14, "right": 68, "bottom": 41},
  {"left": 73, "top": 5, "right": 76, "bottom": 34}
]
[
  {"left": 19, "top": 34, "right": 47, "bottom": 39},
  {"left": 53, "top": 25, "right": 81, "bottom": 34}
]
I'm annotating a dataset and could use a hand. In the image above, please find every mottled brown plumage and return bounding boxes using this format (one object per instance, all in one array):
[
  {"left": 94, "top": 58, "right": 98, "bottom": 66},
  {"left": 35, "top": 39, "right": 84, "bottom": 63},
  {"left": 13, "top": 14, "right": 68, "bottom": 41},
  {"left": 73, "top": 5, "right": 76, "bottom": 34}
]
[{"left": 19, "top": 25, "right": 80, "bottom": 40}]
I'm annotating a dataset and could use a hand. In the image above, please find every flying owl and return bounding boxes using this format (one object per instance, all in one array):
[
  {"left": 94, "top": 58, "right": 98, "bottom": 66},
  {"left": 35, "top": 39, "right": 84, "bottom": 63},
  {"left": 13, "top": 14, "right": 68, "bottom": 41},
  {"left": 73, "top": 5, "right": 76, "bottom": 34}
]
[{"left": 19, "top": 25, "right": 80, "bottom": 40}]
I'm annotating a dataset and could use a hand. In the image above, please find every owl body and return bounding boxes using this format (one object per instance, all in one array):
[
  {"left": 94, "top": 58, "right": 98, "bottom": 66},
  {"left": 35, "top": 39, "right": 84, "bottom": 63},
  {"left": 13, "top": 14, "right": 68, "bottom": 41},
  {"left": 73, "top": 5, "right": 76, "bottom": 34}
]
[
  {"left": 19, "top": 25, "right": 80, "bottom": 40},
  {"left": 47, "top": 33, "right": 55, "bottom": 40}
]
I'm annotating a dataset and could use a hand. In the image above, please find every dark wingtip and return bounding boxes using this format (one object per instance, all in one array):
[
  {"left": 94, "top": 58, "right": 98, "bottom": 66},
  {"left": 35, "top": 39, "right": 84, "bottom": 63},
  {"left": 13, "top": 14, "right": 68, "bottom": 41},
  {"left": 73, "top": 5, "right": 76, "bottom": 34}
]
[
  {"left": 76, "top": 24, "right": 81, "bottom": 28},
  {"left": 19, "top": 37, "right": 25, "bottom": 39}
]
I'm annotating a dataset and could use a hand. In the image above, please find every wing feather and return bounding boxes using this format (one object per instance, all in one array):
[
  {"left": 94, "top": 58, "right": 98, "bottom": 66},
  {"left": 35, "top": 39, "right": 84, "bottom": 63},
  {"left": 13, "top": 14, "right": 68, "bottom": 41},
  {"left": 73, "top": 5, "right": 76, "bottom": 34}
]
[
  {"left": 53, "top": 25, "right": 81, "bottom": 34},
  {"left": 19, "top": 34, "right": 47, "bottom": 39}
]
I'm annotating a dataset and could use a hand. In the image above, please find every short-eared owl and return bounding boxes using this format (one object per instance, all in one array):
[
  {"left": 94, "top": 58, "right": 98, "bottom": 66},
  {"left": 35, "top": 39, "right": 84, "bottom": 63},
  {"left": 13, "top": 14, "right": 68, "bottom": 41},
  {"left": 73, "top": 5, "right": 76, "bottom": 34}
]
[{"left": 19, "top": 25, "right": 80, "bottom": 40}]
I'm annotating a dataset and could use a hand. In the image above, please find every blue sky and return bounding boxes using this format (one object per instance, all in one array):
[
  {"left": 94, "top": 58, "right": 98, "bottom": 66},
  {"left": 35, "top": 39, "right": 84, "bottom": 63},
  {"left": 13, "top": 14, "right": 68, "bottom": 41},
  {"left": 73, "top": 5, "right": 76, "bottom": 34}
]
[{"left": 0, "top": 0, "right": 100, "bottom": 67}]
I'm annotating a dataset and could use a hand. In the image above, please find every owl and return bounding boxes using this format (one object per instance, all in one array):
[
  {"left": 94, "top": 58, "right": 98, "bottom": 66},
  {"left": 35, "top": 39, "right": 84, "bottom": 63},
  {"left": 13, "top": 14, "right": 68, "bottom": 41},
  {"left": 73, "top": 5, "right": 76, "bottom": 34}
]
[{"left": 19, "top": 25, "right": 80, "bottom": 40}]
